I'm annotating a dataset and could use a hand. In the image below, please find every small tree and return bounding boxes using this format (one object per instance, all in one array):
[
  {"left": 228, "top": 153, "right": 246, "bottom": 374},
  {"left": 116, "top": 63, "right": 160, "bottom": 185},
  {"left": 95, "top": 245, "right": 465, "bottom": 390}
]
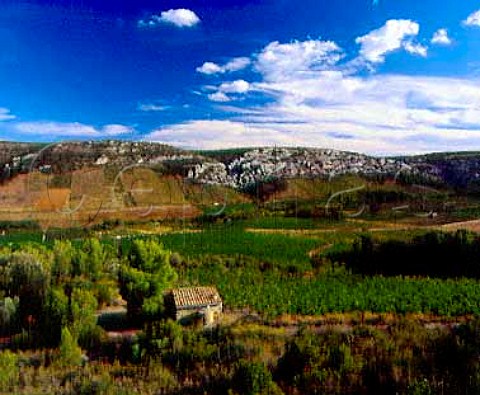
[
  {"left": 70, "top": 288, "right": 98, "bottom": 345},
  {"left": 51, "top": 240, "right": 74, "bottom": 285},
  {"left": 6, "top": 253, "right": 49, "bottom": 330},
  {"left": 58, "top": 327, "right": 82, "bottom": 368},
  {"left": 119, "top": 240, "right": 177, "bottom": 321},
  {"left": 39, "top": 287, "right": 69, "bottom": 347},
  {"left": 73, "top": 238, "right": 107, "bottom": 281},
  {"left": 119, "top": 240, "right": 178, "bottom": 376}
]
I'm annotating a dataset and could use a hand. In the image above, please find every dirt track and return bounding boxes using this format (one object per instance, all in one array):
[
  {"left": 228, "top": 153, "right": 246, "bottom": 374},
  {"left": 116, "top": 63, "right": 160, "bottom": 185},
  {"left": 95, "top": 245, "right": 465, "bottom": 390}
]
[
  {"left": 246, "top": 218, "right": 480, "bottom": 236},
  {"left": 439, "top": 219, "right": 480, "bottom": 232}
]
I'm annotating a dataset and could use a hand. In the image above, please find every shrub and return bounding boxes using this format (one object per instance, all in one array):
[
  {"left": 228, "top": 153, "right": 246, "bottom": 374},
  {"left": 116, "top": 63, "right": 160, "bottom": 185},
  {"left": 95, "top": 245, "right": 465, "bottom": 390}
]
[
  {"left": 231, "top": 360, "right": 281, "bottom": 395},
  {"left": 57, "top": 327, "right": 83, "bottom": 368},
  {"left": 0, "top": 350, "right": 18, "bottom": 391}
]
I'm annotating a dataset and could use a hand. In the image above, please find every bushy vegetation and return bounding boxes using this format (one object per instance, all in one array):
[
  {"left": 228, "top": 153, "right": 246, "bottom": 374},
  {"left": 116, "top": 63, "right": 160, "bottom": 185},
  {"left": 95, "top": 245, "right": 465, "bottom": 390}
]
[
  {"left": 0, "top": 220, "right": 41, "bottom": 232},
  {"left": 333, "top": 229, "right": 480, "bottom": 278},
  {"left": 241, "top": 177, "right": 288, "bottom": 203},
  {"left": 2, "top": 315, "right": 480, "bottom": 394},
  {"left": 1, "top": 210, "right": 480, "bottom": 393},
  {"left": 273, "top": 320, "right": 480, "bottom": 394}
]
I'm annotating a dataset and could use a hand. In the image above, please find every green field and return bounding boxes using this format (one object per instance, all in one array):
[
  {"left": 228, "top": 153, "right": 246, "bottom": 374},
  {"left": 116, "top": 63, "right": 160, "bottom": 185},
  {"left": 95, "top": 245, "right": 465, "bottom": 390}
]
[
  {"left": 184, "top": 264, "right": 480, "bottom": 316},
  {"left": 2, "top": 176, "right": 480, "bottom": 394},
  {"left": 157, "top": 223, "right": 324, "bottom": 271}
]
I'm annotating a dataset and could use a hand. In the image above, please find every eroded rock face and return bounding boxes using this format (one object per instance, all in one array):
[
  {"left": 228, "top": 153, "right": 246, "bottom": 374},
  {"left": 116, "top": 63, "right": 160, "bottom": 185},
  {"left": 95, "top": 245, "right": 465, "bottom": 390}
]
[{"left": 1, "top": 141, "right": 480, "bottom": 190}]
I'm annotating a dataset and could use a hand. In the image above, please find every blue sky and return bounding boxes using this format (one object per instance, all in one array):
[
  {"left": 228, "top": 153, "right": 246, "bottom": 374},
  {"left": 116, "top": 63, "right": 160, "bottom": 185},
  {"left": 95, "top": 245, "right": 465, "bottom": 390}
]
[{"left": 1, "top": 0, "right": 480, "bottom": 154}]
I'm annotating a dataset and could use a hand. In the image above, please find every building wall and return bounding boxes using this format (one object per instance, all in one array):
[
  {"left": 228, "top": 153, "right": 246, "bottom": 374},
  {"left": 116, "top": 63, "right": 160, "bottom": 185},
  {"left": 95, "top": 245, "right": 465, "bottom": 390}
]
[{"left": 175, "top": 303, "right": 222, "bottom": 326}]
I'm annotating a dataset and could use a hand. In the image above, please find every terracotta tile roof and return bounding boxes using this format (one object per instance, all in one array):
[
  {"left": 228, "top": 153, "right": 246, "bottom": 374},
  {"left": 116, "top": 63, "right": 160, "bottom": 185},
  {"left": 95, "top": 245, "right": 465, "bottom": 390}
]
[{"left": 171, "top": 286, "right": 222, "bottom": 309}]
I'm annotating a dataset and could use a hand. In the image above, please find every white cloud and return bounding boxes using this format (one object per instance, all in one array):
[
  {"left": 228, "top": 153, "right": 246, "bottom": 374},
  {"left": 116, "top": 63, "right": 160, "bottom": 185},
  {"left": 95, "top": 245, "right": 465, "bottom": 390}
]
[
  {"left": 219, "top": 80, "right": 250, "bottom": 94},
  {"left": 181, "top": 25, "right": 480, "bottom": 154},
  {"left": 355, "top": 19, "right": 421, "bottom": 63},
  {"left": 146, "top": 81, "right": 480, "bottom": 154},
  {"left": 431, "top": 28, "right": 452, "bottom": 45},
  {"left": 224, "top": 57, "right": 251, "bottom": 72},
  {"left": 464, "top": 10, "right": 480, "bottom": 27},
  {"left": 102, "top": 124, "right": 133, "bottom": 136},
  {"left": 14, "top": 122, "right": 133, "bottom": 138},
  {"left": 196, "top": 62, "right": 223, "bottom": 75},
  {"left": 187, "top": 65, "right": 480, "bottom": 154},
  {"left": 138, "top": 103, "right": 169, "bottom": 112},
  {"left": 158, "top": 9, "right": 200, "bottom": 27},
  {"left": 208, "top": 92, "right": 231, "bottom": 102},
  {"left": 0, "top": 108, "right": 15, "bottom": 121},
  {"left": 207, "top": 80, "right": 251, "bottom": 102},
  {"left": 146, "top": 120, "right": 307, "bottom": 150},
  {"left": 255, "top": 39, "right": 343, "bottom": 81},
  {"left": 251, "top": 73, "right": 480, "bottom": 153},
  {"left": 196, "top": 57, "right": 251, "bottom": 75},
  {"left": 143, "top": 118, "right": 453, "bottom": 155},
  {"left": 403, "top": 42, "right": 427, "bottom": 57},
  {"left": 138, "top": 8, "right": 200, "bottom": 28}
]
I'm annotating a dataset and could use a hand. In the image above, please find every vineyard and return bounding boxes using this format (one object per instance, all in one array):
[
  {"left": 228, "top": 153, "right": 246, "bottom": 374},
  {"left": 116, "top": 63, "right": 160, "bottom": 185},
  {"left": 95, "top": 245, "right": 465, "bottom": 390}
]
[
  {"left": 1, "top": 204, "right": 480, "bottom": 393},
  {"left": 183, "top": 265, "right": 480, "bottom": 316},
  {"left": 144, "top": 224, "right": 480, "bottom": 317},
  {"left": 157, "top": 223, "right": 324, "bottom": 270},
  {"left": 5, "top": 218, "right": 479, "bottom": 320}
]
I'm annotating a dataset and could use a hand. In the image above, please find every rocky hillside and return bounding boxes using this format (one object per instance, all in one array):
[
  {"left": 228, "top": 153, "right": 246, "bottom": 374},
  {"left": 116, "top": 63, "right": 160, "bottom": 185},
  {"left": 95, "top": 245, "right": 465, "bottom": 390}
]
[
  {"left": 0, "top": 140, "right": 194, "bottom": 181},
  {"left": 2, "top": 141, "right": 480, "bottom": 191}
]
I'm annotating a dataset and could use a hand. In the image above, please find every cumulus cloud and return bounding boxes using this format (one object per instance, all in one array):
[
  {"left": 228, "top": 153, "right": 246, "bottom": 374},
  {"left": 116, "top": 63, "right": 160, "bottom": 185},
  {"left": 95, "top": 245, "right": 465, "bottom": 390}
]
[
  {"left": 138, "top": 9, "right": 200, "bottom": 28},
  {"left": 147, "top": 72, "right": 480, "bottom": 154},
  {"left": 224, "top": 57, "right": 252, "bottom": 72},
  {"left": 196, "top": 57, "right": 251, "bottom": 75},
  {"left": 14, "top": 122, "right": 133, "bottom": 138},
  {"left": 208, "top": 92, "right": 231, "bottom": 102},
  {"left": 180, "top": 22, "right": 480, "bottom": 154},
  {"left": 255, "top": 39, "right": 343, "bottom": 81},
  {"left": 218, "top": 80, "right": 250, "bottom": 94},
  {"left": 201, "top": 27, "right": 429, "bottom": 106},
  {"left": 191, "top": 55, "right": 480, "bottom": 153},
  {"left": 207, "top": 80, "right": 251, "bottom": 102},
  {"left": 431, "top": 28, "right": 452, "bottom": 45},
  {"left": 253, "top": 72, "right": 480, "bottom": 154},
  {"left": 159, "top": 9, "right": 200, "bottom": 27},
  {"left": 196, "top": 62, "right": 223, "bottom": 75},
  {"left": 0, "top": 108, "right": 15, "bottom": 121},
  {"left": 355, "top": 19, "right": 422, "bottom": 63},
  {"left": 403, "top": 42, "right": 428, "bottom": 57},
  {"left": 463, "top": 10, "right": 480, "bottom": 27}
]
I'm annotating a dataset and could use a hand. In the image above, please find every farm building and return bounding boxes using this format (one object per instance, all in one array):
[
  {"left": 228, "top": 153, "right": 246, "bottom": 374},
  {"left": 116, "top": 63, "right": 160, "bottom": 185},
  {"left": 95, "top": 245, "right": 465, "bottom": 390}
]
[{"left": 165, "top": 286, "right": 222, "bottom": 326}]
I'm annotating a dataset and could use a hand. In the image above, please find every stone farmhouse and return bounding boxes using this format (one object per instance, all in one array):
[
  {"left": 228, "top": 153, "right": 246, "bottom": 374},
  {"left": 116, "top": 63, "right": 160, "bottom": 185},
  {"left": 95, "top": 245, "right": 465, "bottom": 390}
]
[{"left": 165, "top": 286, "right": 223, "bottom": 327}]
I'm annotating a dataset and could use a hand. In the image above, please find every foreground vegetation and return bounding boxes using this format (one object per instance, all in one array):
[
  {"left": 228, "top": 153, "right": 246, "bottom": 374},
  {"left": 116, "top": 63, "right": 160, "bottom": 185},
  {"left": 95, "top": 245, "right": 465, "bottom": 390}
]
[
  {"left": 7, "top": 144, "right": 480, "bottom": 392},
  {"left": 3, "top": 315, "right": 480, "bottom": 394},
  {"left": 1, "top": 178, "right": 480, "bottom": 393}
]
